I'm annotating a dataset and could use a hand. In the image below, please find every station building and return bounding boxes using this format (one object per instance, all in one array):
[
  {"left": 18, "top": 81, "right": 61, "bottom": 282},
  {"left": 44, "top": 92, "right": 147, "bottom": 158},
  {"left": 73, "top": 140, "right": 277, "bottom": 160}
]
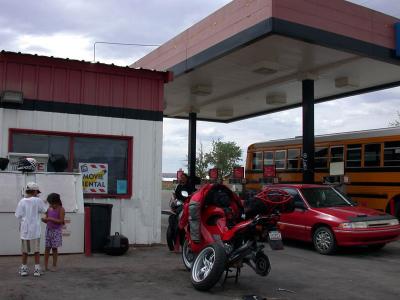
[{"left": 0, "top": 51, "right": 171, "bottom": 245}]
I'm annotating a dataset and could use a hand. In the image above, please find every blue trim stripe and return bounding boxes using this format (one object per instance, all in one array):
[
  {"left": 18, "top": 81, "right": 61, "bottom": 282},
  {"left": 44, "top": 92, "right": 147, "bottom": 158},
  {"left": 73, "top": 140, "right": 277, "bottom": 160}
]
[{"left": 396, "top": 23, "right": 400, "bottom": 57}]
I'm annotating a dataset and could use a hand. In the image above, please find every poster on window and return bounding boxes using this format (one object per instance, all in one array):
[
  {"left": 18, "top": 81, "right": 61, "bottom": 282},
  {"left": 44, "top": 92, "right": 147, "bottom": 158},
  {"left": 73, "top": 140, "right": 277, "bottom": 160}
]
[{"left": 79, "top": 163, "right": 108, "bottom": 194}]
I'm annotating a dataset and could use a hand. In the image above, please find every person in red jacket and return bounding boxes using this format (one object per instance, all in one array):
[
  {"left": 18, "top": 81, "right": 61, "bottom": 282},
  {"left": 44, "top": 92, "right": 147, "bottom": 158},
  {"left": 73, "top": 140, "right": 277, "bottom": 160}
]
[{"left": 180, "top": 183, "right": 243, "bottom": 244}]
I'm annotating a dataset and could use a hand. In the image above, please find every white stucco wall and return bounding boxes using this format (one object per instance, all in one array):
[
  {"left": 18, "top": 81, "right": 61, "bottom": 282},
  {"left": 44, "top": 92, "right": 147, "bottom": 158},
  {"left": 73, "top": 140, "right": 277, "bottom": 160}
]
[{"left": 0, "top": 108, "right": 162, "bottom": 244}]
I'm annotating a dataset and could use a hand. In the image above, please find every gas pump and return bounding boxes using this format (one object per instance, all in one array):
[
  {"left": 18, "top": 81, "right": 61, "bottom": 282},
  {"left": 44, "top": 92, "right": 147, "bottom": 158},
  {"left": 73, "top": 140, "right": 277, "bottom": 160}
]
[
  {"left": 260, "top": 165, "right": 279, "bottom": 189},
  {"left": 208, "top": 168, "right": 220, "bottom": 184},
  {"left": 228, "top": 166, "right": 245, "bottom": 198}
]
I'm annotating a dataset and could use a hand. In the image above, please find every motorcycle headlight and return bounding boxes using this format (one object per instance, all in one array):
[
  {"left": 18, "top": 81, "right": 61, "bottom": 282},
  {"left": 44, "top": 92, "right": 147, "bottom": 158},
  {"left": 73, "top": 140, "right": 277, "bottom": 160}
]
[{"left": 338, "top": 222, "right": 368, "bottom": 229}]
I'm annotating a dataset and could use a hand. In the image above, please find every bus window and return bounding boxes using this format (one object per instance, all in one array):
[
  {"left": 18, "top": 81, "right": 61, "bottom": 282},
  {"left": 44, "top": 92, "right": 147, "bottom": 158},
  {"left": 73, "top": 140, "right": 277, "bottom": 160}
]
[
  {"left": 364, "top": 143, "right": 381, "bottom": 167},
  {"left": 330, "top": 146, "right": 344, "bottom": 162},
  {"left": 263, "top": 151, "right": 274, "bottom": 166},
  {"left": 384, "top": 141, "right": 400, "bottom": 166},
  {"left": 252, "top": 152, "right": 263, "bottom": 170},
  {"left": 315, "top": 147, "right": 328, "bottom": 169},
  {"left": 275, "top": 150, "right": 286, "bottom": 169},
  {"left": 347, "top": 144, "right": 361, "bottom": 167},
  {"left": 287, "top": 149, "right": 300, "bottom": 169}
]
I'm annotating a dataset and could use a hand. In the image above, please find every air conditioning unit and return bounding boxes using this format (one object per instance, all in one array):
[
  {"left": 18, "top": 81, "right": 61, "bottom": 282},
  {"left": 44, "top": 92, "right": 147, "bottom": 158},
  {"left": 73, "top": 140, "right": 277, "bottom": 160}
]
[{"left": 1, "top": 91, "right": 24, "bottom": 104}]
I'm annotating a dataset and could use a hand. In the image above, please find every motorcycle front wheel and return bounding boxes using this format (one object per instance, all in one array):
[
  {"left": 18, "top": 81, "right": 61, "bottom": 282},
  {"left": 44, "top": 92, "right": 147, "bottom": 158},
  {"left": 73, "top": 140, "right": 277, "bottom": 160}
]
[
  {"left": 182, "top": 239, "right": 195, "bottom": 270},
  {"left": 191, "top": 243, "right": 227, "bottom": 291}
]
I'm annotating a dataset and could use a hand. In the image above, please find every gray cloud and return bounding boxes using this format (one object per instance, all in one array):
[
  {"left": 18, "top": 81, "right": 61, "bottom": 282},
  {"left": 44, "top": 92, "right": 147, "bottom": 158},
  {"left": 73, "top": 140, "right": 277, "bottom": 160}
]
[
  {"left": 1, "top": 0, "right": 399, "bottom": 172},
  {"left": 0, "top": 0, "right": 231, "bottom": 63}
]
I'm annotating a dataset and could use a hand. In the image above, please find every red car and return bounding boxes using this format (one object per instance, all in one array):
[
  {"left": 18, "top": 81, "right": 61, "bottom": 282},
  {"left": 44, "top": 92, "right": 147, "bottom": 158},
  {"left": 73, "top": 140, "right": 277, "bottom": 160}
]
[{"left": 271, "top": 184, "right": 400, "bottom": 254}]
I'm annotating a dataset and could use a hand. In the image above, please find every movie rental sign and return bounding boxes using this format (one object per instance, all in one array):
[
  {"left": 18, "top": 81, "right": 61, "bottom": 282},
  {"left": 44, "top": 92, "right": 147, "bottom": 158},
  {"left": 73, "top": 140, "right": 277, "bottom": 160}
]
[{"left": 79, "top": 163, "right": 108, "bottom": 194}]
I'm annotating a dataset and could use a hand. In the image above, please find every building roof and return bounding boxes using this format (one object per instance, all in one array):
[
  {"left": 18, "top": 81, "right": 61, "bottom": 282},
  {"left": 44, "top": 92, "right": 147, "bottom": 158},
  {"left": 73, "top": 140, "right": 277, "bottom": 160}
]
[
  {"left": 248, "top": 126, "right": 400, "bottom": 149},
  {"left": 0, "top": 51, "right": 172, "bottom": 121}
]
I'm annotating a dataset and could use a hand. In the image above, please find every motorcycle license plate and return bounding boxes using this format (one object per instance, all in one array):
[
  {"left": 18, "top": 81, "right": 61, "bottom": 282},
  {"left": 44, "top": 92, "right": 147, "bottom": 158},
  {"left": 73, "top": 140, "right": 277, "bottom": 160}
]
[{"left": 268, "top": 231, "right": 282, "bottom": 241}]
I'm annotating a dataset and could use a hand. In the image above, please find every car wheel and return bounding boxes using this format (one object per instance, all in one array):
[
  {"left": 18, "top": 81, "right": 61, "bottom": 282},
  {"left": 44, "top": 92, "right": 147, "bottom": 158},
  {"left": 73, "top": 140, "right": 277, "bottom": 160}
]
[{"left": 313, "top": 226, "right": 337, "bottom": 255}]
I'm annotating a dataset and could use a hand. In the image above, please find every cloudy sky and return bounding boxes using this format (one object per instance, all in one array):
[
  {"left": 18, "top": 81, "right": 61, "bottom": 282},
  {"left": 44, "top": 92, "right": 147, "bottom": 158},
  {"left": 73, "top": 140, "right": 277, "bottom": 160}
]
[{"left": 1, "top": 0, "right": 400, "bottom": 172}]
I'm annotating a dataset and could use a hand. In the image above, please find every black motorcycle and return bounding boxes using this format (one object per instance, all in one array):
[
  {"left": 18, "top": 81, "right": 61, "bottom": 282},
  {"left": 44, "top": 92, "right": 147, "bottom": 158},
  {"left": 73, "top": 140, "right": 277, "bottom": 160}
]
[{"left": 166, "top": 191, "right": 188, "bottom": 251}]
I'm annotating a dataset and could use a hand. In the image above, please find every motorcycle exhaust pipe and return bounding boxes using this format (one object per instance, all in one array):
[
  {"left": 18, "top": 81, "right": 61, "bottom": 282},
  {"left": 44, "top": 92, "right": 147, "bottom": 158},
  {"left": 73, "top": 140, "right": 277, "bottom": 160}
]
[{"left": 228, "top": 241, "right": 254, "bottom": 264}]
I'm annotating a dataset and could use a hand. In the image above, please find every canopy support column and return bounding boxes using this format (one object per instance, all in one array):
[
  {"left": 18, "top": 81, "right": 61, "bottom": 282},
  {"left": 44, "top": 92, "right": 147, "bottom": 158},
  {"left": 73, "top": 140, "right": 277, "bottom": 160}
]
[
  {"left": 302, "top": 79, "right": 315, "bottom": 184},
  {"left": 188, "top": 112, "right": 197, "bottom": 180}
]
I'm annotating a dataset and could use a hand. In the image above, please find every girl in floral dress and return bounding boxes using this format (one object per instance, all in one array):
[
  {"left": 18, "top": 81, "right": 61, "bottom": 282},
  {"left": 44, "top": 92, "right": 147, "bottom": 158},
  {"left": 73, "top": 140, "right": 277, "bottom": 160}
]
[{"left": 42, "top": 193, "right": 65, "bottom": 271}]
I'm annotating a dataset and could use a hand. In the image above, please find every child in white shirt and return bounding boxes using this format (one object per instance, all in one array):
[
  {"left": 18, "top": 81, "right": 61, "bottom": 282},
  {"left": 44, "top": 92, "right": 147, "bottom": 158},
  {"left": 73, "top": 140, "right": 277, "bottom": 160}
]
[{"left": 15, "top": 182, "right": 48, "bottom": 277}]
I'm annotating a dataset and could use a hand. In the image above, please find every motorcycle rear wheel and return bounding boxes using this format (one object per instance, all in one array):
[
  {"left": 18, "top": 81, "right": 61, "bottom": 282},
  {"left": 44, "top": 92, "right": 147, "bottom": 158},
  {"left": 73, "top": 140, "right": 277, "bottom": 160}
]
[
  {"left": 182, "top": 239, "right": 195, "bottom": 270},
  {"left": 166, "top": 225, "right": 175, "bottom": 251},
  {"left": 191, "top": 243, "right": 227, "bottom": 291}
]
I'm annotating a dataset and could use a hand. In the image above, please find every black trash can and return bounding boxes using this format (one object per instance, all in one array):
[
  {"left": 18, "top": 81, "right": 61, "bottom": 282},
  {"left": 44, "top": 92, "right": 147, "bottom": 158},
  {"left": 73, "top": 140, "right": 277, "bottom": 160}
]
[{"left": 84, "top": 203, "right": 113, "bottom": 252}]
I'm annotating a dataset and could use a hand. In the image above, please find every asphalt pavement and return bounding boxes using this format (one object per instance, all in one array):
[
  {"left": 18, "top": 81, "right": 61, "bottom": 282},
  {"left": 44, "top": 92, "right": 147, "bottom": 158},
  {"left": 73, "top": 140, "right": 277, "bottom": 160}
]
[
  {"left": 1, "top": 240, "right": 399, "bottom": 300},
  {"left": 0, "top": 190, "right": 399, "bottom": 300}
]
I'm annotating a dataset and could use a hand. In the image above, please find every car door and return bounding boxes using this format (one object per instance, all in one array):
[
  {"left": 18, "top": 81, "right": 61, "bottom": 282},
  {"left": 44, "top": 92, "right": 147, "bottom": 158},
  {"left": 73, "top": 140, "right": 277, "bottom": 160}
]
[{"left": 278, "top": 188, "right": 308, "bottom": 241}]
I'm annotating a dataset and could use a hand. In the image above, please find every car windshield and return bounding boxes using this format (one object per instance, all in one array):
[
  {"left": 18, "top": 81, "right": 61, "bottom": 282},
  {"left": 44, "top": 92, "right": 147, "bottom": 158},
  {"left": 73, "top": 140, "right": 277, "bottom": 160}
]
[{"left": 300, "top": 187, "right": 352, "bottom": 208}]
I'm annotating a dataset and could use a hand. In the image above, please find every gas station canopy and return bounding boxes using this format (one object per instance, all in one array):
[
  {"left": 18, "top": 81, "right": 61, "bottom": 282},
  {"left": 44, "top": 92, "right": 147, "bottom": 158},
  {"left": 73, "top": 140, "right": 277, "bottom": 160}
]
[{"left": 133, "top": 0, "right": 400, "bottom": 122}]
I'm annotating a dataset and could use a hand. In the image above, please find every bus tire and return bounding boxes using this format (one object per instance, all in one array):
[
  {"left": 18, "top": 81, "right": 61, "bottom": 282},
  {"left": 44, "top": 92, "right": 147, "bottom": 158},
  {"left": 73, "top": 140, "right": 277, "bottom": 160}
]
[{"left": 386, "top": 197, "right": 400, "bottom": 219}]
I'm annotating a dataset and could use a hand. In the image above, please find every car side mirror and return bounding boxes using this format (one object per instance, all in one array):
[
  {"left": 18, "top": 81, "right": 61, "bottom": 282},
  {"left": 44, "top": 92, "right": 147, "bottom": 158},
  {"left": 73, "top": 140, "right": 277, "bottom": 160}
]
[{"left": 294, "top": 201, "right": 307, "bottom": 210}]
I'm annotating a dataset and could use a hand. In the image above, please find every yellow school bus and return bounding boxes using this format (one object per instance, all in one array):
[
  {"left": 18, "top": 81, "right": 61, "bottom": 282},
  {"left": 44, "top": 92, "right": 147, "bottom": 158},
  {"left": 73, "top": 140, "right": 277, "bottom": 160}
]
[{"left": 245, "top": 127, "right": 400, "bottom": 218}]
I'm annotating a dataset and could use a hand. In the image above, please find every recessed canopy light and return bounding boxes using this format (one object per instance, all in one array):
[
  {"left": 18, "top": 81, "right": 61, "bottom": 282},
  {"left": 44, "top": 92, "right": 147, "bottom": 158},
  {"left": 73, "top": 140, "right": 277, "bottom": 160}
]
[
  {"left": 252, "top": 61, "right": 280, "bottom": 75},
  {"left": 191, "top": 85, "right": 212, "bottom": 96},
  {"left": 335, "top": 77, "right": 359, "bottom": 88},
  {"left": 216, "top": 107, "right": 233, "bottom": 117},
  {"left": 266, "top": 94, "right": 287, "bottom": 105}
]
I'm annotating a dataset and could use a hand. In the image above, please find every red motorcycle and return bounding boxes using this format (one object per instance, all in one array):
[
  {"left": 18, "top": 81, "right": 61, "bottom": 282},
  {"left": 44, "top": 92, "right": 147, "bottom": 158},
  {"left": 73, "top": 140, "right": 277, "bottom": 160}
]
[{"left": 179, "top": 184, "right": 292, "bottom": 291}]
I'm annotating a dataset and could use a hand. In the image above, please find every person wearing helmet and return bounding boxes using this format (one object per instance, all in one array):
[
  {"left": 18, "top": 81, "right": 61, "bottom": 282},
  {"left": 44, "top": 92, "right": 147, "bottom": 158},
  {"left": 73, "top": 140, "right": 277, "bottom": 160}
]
[
  {"left": 181, "top": 183, "right": 243, "bottom": 244},
  {"left": 15, "top": 182, "right": 48, "bottom": 277},
  {"left": 173, "top": 173, "right": 195, "bottom": 202}
]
